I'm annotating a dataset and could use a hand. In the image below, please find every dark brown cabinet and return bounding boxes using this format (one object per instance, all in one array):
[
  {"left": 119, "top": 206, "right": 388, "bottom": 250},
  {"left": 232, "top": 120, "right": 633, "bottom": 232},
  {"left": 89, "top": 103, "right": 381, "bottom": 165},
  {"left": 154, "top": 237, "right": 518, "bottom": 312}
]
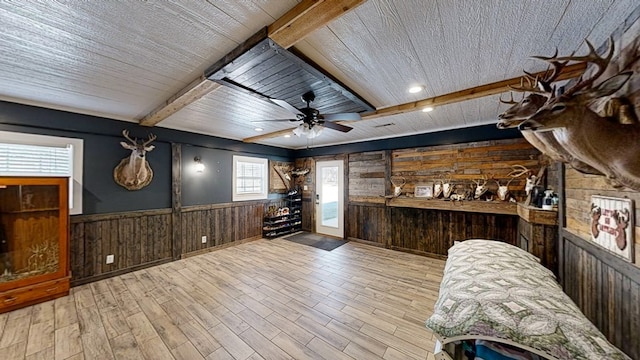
[{"left": 0, "top": 177, "right": 70, "bottom": 313}]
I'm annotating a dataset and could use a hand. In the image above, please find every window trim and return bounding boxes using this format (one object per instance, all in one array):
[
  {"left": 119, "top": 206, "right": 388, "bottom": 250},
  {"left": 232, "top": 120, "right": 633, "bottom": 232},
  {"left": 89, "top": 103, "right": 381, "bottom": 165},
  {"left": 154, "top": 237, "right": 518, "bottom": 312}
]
[
  {"left": 232, "top": 155, "right": 268, "bottom": 202},
  {"left": 0, "top": 130, "right": 84, "bottom": 215}
]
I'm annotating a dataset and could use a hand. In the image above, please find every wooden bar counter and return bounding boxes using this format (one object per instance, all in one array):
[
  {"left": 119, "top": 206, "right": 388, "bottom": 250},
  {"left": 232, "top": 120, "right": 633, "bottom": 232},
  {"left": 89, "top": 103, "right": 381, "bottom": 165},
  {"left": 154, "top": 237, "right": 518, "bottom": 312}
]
[
  {"left": 382, "top": 197, "right": 558, "bottom": 274},
  {"left": 386, "top": 197, "right": 518, "bottom": 215}
]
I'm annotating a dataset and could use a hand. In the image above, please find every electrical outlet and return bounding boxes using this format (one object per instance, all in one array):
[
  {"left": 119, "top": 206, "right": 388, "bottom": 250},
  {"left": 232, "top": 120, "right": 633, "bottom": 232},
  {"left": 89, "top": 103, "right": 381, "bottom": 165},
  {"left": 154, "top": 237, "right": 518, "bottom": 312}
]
[
  {"left": 106, "top": 254, "right": 114, "bottom": 264},
  {"left": 303, "top": 185, "right": 308, "bottom": 190},
  {"left": 201, "top": 235, "right": 207, "bottom": 244}
]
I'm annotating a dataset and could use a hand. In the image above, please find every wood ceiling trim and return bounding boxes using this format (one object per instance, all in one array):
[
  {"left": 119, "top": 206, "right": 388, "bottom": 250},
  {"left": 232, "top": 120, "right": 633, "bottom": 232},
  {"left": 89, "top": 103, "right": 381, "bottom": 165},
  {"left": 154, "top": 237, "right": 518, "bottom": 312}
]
[
  {"left": 244, "top": 128, "right": 295, "bottom": 143},
  {"left": 242, "top": 62, "right": 587, "bottom": 143},
  {"left": 139, "top": 76, "right": 220, "bottom": 127},
  {"left": 361, "top": 62, "right": 587, "bottom": 121},
  {"left": 268, "top": 0, "right": 367, "bottom": 48},
  {"left": 140, "top": 0, "right": 361, "bottom": 127}
]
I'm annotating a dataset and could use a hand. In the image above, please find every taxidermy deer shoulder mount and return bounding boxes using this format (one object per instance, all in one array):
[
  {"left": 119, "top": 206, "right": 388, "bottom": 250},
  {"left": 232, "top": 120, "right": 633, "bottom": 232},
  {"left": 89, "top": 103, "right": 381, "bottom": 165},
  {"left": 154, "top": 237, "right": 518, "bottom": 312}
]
[
  {"left": 113, "top": 130, "right": 156, "bottom": 190},
  {"left": 519, "top": 38, "right": 640, "bottom": 191}
]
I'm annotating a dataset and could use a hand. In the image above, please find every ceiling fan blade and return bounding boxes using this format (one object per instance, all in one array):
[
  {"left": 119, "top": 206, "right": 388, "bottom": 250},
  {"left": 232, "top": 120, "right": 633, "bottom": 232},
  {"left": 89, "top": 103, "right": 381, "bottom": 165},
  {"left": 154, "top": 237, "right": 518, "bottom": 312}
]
[
  {"left": 321, "top": 112, "right": 361, "bottom": 121},
  {"left": 321, "top": 121, "right": 353, "bottom": 133},
  {"left": 251, "top": 119, "right": 297, "bottom": 123},
  {"left": 270, "top": 98, "right": 303, "bottom": 115}
]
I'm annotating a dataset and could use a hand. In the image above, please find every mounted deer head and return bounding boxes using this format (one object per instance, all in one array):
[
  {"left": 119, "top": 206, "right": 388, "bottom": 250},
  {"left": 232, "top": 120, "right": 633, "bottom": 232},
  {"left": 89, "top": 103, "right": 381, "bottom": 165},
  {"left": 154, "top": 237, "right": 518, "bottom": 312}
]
[
  {"left": 494, "top": 165, "right": 529, "bottom": 201},
  {"left": 433, "top": 178, "right": 443, "bottom": 198},
  {"left": 497, "top": 57, "right": 602, "bottom": 175},
  {"left": 113, "top": 130, "right": 157, "bottom": 190},
  {"left": 442, "top": 172, "right": 453, "bottom": 198},
  {"left": 520, "top": 70, "right": 637, "bottom": 189},
  {"left": 474, "top": 175, "right": 491, "bottom": 199}
]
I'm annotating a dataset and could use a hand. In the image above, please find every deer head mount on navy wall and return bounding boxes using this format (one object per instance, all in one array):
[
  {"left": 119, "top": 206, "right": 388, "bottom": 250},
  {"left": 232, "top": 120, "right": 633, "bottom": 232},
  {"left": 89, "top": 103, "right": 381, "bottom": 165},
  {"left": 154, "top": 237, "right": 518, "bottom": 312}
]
[{"left": 113, "top": 130, "right": 156, "bottom": 190}]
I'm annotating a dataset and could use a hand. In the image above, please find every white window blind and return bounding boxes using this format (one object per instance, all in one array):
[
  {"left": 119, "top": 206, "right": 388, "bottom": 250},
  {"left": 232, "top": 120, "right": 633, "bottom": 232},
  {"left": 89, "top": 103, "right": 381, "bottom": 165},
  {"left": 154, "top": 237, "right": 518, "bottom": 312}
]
[
  {"left": 236, "top": 162, "right": 264, "bottom": 194},
  {"left": 0, "top": 130, "right": 83, "bottom": 215},
  {"left": 232, "top": 155, "right": 268, "bottom": 201},
  {"left": 0, "top": 143, "right": 72, "bottom": 177}
]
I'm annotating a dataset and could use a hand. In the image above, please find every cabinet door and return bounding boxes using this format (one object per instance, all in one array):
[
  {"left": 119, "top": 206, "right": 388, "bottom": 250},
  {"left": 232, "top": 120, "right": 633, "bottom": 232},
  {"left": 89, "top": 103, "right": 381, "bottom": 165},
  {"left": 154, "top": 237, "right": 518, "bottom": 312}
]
[{"left": 0, "top": 177, "right": 69, "bottom": 290}]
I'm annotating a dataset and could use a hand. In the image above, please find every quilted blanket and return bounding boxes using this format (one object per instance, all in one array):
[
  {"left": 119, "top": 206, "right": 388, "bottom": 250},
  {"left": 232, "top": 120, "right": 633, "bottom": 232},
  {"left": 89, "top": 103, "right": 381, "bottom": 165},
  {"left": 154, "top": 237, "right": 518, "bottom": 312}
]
[{"left": 425, "top": 239, "right": 630, "bottom": 360}]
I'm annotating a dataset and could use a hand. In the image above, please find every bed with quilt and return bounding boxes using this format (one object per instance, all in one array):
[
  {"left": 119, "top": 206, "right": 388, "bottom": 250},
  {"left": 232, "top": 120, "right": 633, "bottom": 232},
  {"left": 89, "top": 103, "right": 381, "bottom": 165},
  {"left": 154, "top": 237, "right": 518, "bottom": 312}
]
[{"left": 425, "top": 239, "right": 630, "bottom": 360}]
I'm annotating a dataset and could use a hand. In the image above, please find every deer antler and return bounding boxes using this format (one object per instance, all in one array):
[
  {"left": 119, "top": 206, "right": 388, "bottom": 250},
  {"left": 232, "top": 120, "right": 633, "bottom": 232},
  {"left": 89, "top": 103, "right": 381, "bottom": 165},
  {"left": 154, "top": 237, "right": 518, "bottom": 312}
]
[
  {"left": 507, "top": 164, "right": 531, "bottom": 178},
  {"left": 528, "top": 54, "right": 573, "bottom": 93},
  {"left": 142, "top": 133, "right": 157, "bottom": 146},
  {"left": 509, "top": 73, "right": 547, "bottom": 94},
  {"left": 499, "top": 92, "right": 519, "bottom": 105},
  {"left": 122, "top": 129, "right": 137, "bottom": 144},
  {"left": 536, "top": 37, "right": 614, "bottom": 98}
]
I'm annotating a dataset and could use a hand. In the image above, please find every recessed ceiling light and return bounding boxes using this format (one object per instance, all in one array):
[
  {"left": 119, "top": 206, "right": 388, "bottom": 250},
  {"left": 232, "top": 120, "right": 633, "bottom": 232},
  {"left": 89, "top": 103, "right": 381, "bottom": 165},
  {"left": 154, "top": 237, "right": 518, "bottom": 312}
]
[
  {"left": 284, "top": 134, "right": 291, "bottom": 138},
  {"left": 254, "top": 127, "right": 264, "bottom": 132},
  {"left": 422, "top": 106, "right": 434, "bottom": 112},
  {"left": 408, "top": 86, "right": 423, "bottom": 93}
]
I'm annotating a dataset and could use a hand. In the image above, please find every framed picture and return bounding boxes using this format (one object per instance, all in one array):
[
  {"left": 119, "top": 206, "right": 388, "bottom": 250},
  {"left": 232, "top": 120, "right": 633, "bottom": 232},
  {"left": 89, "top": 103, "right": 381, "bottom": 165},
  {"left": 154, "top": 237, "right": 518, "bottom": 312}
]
[
  {"left": 590, "top": 195, "right": 635, "bottom": 262},
  {"left": 415, "top": 184, "right": 433, "bottom": 198}
]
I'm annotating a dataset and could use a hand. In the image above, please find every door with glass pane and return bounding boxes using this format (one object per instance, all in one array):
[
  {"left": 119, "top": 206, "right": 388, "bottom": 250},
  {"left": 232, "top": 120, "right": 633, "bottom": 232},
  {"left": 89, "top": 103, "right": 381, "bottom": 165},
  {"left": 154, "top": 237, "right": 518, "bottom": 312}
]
[{"left": 315, "top": 160, "right": 344, "bottom": 238}]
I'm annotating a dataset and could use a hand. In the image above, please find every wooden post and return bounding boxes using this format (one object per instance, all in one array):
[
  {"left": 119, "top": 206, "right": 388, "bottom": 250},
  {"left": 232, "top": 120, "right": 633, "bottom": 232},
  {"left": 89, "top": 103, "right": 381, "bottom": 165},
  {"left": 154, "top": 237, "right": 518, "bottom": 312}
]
[
  {"left": 384, "top": 150, "right": 392, "bottom": 249},
  {"left": 171, "top": 143, "right": 182, "bottom": 260}
]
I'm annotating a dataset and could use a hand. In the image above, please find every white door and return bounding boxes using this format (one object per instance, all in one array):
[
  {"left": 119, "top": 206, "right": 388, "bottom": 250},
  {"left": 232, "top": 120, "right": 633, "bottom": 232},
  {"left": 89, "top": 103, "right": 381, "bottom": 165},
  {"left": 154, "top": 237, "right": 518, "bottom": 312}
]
[{"left": 315, "top": 160, "right": 344, "bottom": 238}]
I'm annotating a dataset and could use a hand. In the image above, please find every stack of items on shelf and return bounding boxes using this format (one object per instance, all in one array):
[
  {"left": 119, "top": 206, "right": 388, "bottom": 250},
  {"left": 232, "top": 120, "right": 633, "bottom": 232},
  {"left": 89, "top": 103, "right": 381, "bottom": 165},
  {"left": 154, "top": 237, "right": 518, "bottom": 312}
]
[{"left": 263, "top": 189, "right": 302, "bottom": 238}]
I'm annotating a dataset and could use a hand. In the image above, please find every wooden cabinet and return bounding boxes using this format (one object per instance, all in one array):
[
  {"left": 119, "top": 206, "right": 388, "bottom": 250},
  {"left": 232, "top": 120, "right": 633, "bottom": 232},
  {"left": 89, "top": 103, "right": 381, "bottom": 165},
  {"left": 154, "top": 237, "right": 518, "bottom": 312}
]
[{"left": 0, "top": 177, "right": 70, "bottom": 313}]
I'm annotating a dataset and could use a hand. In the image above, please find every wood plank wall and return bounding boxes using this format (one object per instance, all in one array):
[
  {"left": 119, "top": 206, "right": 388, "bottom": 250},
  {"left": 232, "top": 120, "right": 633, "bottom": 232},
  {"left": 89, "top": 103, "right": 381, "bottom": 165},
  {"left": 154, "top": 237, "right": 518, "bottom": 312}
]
[
  {"left": 342, "top": 139, "right": 536, "bottom": 257},
  {"left": 393, "top": 138, "right": 541, "bottom": 201},
  {"left": 70, "top": 209, "right": 172, "bottom": 285},
  {"left": 565, "top": 168, "right": 640, "bottom": 265},
  {"left": 561, "top": 231, "right": 640, "bottom": 360},
  {"left": 389, "top": 208, "right": 517, "bottom": 257},
  {"left": 180, "top": 202, "right": 264, "bottom": 255},
  {"left": 559, "top": 16, "right": 640, "bottom": 360}
]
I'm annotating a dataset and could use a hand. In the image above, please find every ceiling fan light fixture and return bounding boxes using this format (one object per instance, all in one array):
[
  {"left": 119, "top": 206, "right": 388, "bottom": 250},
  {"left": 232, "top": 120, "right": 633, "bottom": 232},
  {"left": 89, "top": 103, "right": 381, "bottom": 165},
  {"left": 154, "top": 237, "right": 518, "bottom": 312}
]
[
  {"left": 293, "top": 123, "right": 323, "bottom": 139},
  {"left": 408, "top": 85, "right": 423, "bottom": 93},
  {"left": 422, "top": 106, "right": 434, "bottom": 112}
]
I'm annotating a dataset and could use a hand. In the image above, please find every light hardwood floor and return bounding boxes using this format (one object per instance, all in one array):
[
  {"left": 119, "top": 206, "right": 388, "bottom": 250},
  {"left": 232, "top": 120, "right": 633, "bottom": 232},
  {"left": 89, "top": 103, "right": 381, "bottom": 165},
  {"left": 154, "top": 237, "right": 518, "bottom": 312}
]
[{"left": 0, "top": 238, "right": 445, "bottom": 360}]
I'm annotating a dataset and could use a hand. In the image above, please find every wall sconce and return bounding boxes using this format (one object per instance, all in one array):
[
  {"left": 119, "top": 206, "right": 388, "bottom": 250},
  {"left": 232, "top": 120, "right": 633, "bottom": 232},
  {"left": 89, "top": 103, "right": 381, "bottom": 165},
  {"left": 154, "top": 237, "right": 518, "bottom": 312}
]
[{"left": 194, "top": 156, "right": 205, "bottom": 172}]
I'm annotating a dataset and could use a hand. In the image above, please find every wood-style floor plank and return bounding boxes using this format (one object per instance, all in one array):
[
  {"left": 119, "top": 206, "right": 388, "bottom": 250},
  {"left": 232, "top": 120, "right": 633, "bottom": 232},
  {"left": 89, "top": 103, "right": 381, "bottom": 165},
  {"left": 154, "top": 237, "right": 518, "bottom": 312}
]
[{"left": 0, "top": 239, "right": 444, "bottom": 359}]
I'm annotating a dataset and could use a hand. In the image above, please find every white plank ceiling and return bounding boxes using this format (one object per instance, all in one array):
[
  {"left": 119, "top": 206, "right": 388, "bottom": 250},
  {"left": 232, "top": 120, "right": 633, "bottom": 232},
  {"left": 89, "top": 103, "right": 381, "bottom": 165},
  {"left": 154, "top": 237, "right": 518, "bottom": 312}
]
[{"left": 0, "top": 0, "right": 637, "bottom": 149}]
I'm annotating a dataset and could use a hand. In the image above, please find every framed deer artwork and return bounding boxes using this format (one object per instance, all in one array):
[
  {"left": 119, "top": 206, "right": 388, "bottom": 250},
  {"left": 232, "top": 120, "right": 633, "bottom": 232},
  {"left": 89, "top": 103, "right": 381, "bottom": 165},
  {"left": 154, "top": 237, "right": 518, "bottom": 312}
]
[{"left": 590, "top": 195, "right": 635, "bottom": 262}]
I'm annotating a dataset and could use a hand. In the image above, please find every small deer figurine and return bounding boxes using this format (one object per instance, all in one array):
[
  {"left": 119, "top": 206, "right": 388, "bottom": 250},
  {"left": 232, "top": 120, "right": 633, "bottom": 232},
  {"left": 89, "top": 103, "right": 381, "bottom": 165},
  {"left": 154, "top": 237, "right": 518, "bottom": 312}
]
[{"left": 113, "top": 130, "right": 157, "bottom": 190}]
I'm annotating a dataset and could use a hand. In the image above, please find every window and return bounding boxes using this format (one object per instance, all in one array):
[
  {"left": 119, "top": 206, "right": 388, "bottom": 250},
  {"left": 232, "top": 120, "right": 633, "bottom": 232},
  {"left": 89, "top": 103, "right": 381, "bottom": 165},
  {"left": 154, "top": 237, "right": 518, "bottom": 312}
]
[
  {"left": 232, "top": 155, "right": 268, "bottom": 201},
  {"left": 0, "top": 131, "right": 83, "bottom": 214}
]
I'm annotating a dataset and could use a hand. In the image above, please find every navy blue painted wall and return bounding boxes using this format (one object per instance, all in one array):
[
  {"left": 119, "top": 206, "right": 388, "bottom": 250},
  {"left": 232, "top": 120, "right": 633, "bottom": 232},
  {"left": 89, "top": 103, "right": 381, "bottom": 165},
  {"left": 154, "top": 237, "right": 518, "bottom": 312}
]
[
  {"left": 0, "top": 101, "right": 294, "bottom": 214},
  {"left": 0, "top": 101, "right": 522, "bottom": 213},
  {"left": 181, "top": 145, "right": 288, "bottom": 206}
]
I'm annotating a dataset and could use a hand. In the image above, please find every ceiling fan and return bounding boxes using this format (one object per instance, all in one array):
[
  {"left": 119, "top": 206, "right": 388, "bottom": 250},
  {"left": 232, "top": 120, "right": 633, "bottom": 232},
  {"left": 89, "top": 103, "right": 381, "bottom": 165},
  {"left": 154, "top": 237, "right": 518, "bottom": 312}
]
[{"left": 253, "top": 91, "right": 361, "bottom": 138}]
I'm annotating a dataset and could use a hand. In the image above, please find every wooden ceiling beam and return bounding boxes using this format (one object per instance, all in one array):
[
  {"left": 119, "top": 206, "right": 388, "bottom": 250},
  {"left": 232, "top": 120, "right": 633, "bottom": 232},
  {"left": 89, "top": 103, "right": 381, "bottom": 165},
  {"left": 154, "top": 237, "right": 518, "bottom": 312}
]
[
  {"left": 139, "top": 76, "right": 220, "bottom": 127},
  {"left": 361, "top": 62, "right": 586, "bottom": 121},
  {"left": 140, "top": 0, "right": 363, "bottom": 127},
  {"left": 268, "top": 0, "right": 366, "bottom": 48},
  {"left": 242, "top": 62, "right": 587, "bottom": 143}
]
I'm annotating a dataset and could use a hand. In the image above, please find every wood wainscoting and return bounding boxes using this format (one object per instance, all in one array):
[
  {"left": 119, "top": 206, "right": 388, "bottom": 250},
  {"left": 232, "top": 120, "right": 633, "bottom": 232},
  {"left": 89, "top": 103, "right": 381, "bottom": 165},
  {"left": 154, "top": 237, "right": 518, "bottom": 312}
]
[
  {"left": 347, "top": 202, "right": 389, "bottom": 247},
  {"left": 70, "top": 209, "right": 173, "bottom": 286},
  {"left": 347, "top": 202, "right": 519, "bottom": 258},
  {"left": 179, "top": 201, "right": 264, "bottom": 256},
  {"left": 70, "top": 201, "right": 268, "bottom": 286},
  {"left": 560, "top": 230, "right": 640, "bottom": 360}
]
